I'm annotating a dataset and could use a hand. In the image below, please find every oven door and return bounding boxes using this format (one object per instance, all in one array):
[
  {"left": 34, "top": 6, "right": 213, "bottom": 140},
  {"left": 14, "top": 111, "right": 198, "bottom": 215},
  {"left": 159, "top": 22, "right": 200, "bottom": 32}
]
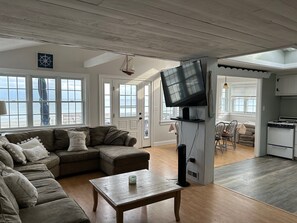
[{"left": 267, "top": 126, "right": 294, "bottom": 148}]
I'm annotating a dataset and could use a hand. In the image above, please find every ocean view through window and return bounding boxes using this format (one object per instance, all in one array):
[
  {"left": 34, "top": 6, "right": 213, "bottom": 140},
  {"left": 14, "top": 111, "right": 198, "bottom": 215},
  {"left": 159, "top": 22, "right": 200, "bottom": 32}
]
[{"left": 0, "top": 74, "right": 85, "bottom": 129}]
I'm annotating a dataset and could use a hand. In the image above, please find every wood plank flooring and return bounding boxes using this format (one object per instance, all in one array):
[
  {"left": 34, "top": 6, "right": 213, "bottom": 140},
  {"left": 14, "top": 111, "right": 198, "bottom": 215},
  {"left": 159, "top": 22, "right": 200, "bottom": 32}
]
[
  {"left": 58, "top": 144, "right": 297, "bottom": 223},
  {"left": 214, "top": 143, "right": 255, "bottom": 167},
  {"left": 215, "top": 156, "right": 297, "bottom": 215}
]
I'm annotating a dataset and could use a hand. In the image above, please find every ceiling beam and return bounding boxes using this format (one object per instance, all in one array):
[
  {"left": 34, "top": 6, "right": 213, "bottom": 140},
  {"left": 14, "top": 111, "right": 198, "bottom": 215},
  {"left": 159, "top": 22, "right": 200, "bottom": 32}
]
[{"left": 84, "top": 52, "right": 123, "bottom": 68}]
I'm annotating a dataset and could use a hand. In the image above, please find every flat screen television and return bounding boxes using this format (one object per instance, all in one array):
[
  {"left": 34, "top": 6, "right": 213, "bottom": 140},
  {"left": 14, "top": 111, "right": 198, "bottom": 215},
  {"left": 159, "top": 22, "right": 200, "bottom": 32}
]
[{"left": 160, "top": 60, "right": 207, "bottom": 107}]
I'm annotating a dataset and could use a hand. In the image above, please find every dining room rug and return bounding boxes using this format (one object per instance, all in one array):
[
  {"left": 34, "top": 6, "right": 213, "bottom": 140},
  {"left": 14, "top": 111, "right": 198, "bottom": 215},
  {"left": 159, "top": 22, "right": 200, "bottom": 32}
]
[{"left": 214, "top": 156, "right": 297, "bottom": 214}]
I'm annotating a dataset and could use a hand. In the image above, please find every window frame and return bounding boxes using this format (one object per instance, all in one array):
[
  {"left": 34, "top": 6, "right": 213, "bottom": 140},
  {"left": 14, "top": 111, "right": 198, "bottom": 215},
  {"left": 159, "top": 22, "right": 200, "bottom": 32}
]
[
  {"left": 0, "top": 73, "right": 86, "bottom": 131},
  {"left": 160, "top": 82, "right": 179, "bottom": 124},
  {"left": 230, "top": 83, "right": 257, "bottom": 115}
]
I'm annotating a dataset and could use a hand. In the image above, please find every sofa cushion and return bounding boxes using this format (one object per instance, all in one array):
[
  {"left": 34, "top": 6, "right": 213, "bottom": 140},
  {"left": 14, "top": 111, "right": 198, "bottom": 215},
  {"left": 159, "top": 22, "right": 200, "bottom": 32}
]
[
  {"left": 0, "top": 177, "right": 21, "bottom": 223},
  {"left": 2, "top": 167, "right": 38, "bottom": 208},
  {"left": 0, "top": 147, "right": 14, "bottom": 168},
  {"left": 55, "top": 147, "right": 100, "bottom": 163},
  {"left": 90, "top": 126, "right": 112, "bottom": 146},
  {"left": 104, "top": 127, "right": 128, "bottom": 145},
  {"left": 97, "top": 146, "right": 150, "bottom": 166},
  {"left": 14, "top": 164, "right": 54, "bottom": 181},
  {"left": 31, "top": 178, "right": 68, "bottom": 205},
  {"left": 14, "top": 152, "right": 60, "bottom": 171},
  {"left": 54, "top": 127, "right": 90, "bottom": 150},
  {"left": 4, "top": 143, "right": 27, "bottom": 165},
  {"left": 19, "top": 198, "right": 90, "bottom": 223},
  {"left": 5, "top": 130, "right": 55, "bottom": 152},
  {"left": 67, "top": 131, "right": 88, "bottom": 152}
]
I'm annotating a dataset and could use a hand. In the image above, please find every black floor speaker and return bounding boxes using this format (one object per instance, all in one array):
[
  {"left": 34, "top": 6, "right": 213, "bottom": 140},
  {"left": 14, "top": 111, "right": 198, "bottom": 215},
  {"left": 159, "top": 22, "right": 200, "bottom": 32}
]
[{"left": 177, "top": 144, "right": 190, "bottom": 187}]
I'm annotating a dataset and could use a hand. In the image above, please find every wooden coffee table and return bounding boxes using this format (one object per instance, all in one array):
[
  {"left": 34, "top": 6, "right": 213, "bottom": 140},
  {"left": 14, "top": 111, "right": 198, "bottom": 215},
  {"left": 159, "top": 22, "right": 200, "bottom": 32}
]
[{"left": 90, "top": 169, "right": 182, "bottom": 223}]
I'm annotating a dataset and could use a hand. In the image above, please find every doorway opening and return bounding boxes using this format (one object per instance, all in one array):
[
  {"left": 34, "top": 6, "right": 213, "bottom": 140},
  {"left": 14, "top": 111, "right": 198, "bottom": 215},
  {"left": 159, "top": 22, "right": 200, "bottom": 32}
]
[{"left": 214, "top": 76, "right": 258, "bottom": 167}]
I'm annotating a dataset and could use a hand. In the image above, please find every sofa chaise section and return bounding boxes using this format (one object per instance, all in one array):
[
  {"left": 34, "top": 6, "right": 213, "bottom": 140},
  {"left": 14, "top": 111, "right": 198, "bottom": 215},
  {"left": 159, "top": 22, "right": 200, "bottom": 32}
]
[{"left": 95, "top": 145, "right": 150, "bottom": 175}]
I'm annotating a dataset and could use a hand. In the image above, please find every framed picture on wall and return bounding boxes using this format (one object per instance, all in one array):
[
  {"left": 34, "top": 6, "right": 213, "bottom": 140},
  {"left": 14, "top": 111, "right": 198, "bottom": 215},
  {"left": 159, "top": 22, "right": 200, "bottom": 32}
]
[{"left": 37, "top": 53, "right": 53, "bottom": 69}]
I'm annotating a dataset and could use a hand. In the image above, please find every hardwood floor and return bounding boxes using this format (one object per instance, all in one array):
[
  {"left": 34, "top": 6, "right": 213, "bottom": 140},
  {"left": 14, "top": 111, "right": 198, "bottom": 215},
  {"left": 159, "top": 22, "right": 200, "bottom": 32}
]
[
  {"left": 58, "top": 144, "right": 297, "bottom": 223},
  {"left": 214, "top": 143, "right": 255, "bottom": 167}
]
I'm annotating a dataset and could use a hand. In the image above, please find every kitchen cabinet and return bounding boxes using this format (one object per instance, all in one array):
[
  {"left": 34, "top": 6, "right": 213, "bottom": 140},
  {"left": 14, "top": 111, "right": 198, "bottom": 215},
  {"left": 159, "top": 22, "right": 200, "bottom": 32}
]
[{"left": 275, "top": 75, "right": 297, "bottom": 96}]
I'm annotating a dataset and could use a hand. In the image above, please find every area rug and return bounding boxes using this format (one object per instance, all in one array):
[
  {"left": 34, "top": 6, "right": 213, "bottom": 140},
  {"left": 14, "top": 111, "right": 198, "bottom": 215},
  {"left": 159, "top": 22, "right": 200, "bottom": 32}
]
[{"left": 214, "top": 156, "right": 297, "bottom": 214}]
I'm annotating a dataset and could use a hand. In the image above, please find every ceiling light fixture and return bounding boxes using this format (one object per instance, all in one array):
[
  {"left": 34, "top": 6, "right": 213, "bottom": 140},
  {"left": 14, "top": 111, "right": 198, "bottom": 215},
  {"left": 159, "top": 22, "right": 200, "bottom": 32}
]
[{"left": 223, "top": 76, "right": 229, "bottom": 89}]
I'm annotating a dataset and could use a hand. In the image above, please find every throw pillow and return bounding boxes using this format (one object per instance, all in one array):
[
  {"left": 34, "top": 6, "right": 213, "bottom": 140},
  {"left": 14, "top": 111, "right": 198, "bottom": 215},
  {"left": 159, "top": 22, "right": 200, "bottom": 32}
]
[
  {"left": 4, "top": 143, "right": 26, "bottom": 165},
  {"left": 2, "top": 167, "right": 38, "bottom": 208},
  {"left": 0, "top": 148, "right": 14, "bottom": 168},
  {"left": 22, "top": 145, "right": 49, "bottom": 162},
  {"left": 18, "top": 137, "right": 46, "bottom": 150},
  {"left": 90, "top": 126, "right": 113, "bottom": 146},
  {"left": 54, "top": 127, "right": 90, "bottom": 150},
  {"left": 0, "top": 135, "right": 9, "bottom": 147},
  {"left": 0, "top": 173, "right": 19, "bottom": 214},
  {"left": 104, "top": 127, "right": 129, "bottom": 145},
  {"left": 0, "top": 177, "right": 21, "bottom": 223},
  {"left": 67, "top": 131, "right": 88, "bottom": 152}
]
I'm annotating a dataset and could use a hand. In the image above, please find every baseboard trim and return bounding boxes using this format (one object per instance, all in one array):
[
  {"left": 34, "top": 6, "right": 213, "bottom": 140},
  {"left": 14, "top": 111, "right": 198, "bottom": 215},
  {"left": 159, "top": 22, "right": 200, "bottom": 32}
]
[{"left": 153, "top": 140, "right": 176, "bottom": 146}]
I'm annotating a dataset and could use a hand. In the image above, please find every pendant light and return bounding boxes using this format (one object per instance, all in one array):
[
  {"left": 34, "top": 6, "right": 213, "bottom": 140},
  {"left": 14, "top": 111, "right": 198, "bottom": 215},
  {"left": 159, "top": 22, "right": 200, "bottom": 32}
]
[{"left": 223, "top": 76, "right": 229, "bottom": 89}]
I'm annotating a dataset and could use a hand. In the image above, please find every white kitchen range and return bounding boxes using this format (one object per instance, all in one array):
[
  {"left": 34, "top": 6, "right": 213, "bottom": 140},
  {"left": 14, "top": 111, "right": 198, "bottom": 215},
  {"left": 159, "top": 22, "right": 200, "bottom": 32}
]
[{"left": 267, "top": 117, "right": 297, "bottom": 160}]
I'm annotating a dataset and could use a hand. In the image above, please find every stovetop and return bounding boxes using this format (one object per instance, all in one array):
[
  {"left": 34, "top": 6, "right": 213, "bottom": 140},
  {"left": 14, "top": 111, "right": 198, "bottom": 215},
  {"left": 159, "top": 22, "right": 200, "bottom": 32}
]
[{"left": 268, "top": 116, "right": 297, "bottom": 128}]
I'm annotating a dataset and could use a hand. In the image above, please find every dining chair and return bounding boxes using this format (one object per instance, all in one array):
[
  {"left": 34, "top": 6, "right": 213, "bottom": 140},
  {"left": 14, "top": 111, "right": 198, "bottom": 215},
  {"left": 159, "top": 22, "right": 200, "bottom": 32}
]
[
  {"left": 215, "top": 122, "right": 225, "bottom": 154},
  {"left": 222, "top": 120, "right": 238, "bottom": 150}
]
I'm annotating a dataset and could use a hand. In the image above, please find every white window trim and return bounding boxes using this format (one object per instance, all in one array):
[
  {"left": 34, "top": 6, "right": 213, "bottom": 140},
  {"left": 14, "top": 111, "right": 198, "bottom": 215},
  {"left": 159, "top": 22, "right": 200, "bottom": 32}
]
[{"left": 0, "top": 69, "right": 88, "bottom": 131}]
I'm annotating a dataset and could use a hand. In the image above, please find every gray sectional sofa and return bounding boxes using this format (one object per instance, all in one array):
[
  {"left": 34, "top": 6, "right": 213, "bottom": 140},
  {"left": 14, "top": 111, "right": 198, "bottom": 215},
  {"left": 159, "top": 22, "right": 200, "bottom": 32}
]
[{"left": 0, "top": 125, "right": 150, "bottom": 223}]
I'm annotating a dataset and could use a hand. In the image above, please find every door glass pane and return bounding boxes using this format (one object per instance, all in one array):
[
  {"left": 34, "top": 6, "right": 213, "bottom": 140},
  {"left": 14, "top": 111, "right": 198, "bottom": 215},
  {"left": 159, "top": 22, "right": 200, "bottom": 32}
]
[
  {"left": 144, "top": 84, "right": 150, "bottom": 138},
  {"left": 119, "top": 84, "right": 137, "bottom": 117},
  {"left": 104, "top": 83, "right": 112, "bottom": 125}
]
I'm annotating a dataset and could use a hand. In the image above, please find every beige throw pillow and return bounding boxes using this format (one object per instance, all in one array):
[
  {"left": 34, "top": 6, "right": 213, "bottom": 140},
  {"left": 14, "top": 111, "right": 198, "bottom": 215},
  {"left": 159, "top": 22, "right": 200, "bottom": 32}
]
[
  {"left": 2, "top": 167, "right": 38, "bottom": 208},
  {"left": 67, "top": 131, "right": 88, "bottom": 152},
  {"left": 18, "top": 137, "right": 46, "bottom": 150},
  {"left": 22, "top": 145, "right": 49, "bottom": 162},
  {"left": 4, "top": 143, "right": 26, "bottom": 165}
]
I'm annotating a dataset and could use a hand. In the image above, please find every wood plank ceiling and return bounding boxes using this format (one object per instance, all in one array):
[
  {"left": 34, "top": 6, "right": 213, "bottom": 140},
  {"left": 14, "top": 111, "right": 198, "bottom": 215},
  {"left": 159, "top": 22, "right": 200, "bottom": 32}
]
[{"left": 0, "top": 0, "right": 296, "bottom": 61}]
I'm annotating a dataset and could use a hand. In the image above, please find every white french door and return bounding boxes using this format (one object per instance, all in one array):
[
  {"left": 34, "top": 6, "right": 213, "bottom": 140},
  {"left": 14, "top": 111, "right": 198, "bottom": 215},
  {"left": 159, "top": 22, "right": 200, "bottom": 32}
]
[{"left": 102, "top": 78, "right": 151, "bottom": 148}]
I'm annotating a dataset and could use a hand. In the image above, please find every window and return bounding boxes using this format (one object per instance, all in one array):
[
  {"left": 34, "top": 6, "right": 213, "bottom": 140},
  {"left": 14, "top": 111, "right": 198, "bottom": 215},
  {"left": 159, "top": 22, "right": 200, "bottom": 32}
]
[
  {"left": 61, "top": 79, "right": 83, "bottom": 125},
  {"left": 0, "top": 76, "right": 27, "bottom": 128},
  {"left": 231, "top": 84, "right": 256, "bottom": 114},
  {"left": 104, "top": 83, "right": 112, "bottom": 125},
  {"left": 219, "top": 88, "right": 228, "bottom": 113},
  {"left": 161, "top": 93, "right": 179, "bottom": 122},
  {"left": 32, "top": 77, "right": 56, "bottom": 126},
  {"left": 144, "top": 84, "right": 150, "bottom": 138},
  {"left": 0, "top": 74, "right": 85, "bottom": 129}
]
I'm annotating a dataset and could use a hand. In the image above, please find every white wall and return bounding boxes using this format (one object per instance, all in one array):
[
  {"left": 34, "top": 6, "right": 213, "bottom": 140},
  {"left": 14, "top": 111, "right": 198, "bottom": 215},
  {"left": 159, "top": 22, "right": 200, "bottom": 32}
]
[{"left": 0, "top": 44, "right": 179, "bottom": 145}]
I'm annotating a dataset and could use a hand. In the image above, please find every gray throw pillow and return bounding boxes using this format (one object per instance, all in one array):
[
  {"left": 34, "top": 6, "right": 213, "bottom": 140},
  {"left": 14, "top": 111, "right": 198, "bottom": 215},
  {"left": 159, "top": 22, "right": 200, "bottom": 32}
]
[
  {"left": 104, "top": 127, "right": 129, "bottom": 145},
  {"left": 67, "top": 131, "right": 88, "bottom": 152},
  {"left": 90, "top": 126, "right": 113, "bottom": 146},
  {"left": 4, "top": 143, "right": 26, "bottom": 165},
  {"left": 2, "top": 167, "right": 38, "bottom": 208},
  {"left": 0, "top": 177, "right": 21, "bottom": 223},
  {"left": 0, "top": 175, "right": 19, "bottom": 214},
  {"left": 0, "top": 148, "right": 14, "bottom": 168}
]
